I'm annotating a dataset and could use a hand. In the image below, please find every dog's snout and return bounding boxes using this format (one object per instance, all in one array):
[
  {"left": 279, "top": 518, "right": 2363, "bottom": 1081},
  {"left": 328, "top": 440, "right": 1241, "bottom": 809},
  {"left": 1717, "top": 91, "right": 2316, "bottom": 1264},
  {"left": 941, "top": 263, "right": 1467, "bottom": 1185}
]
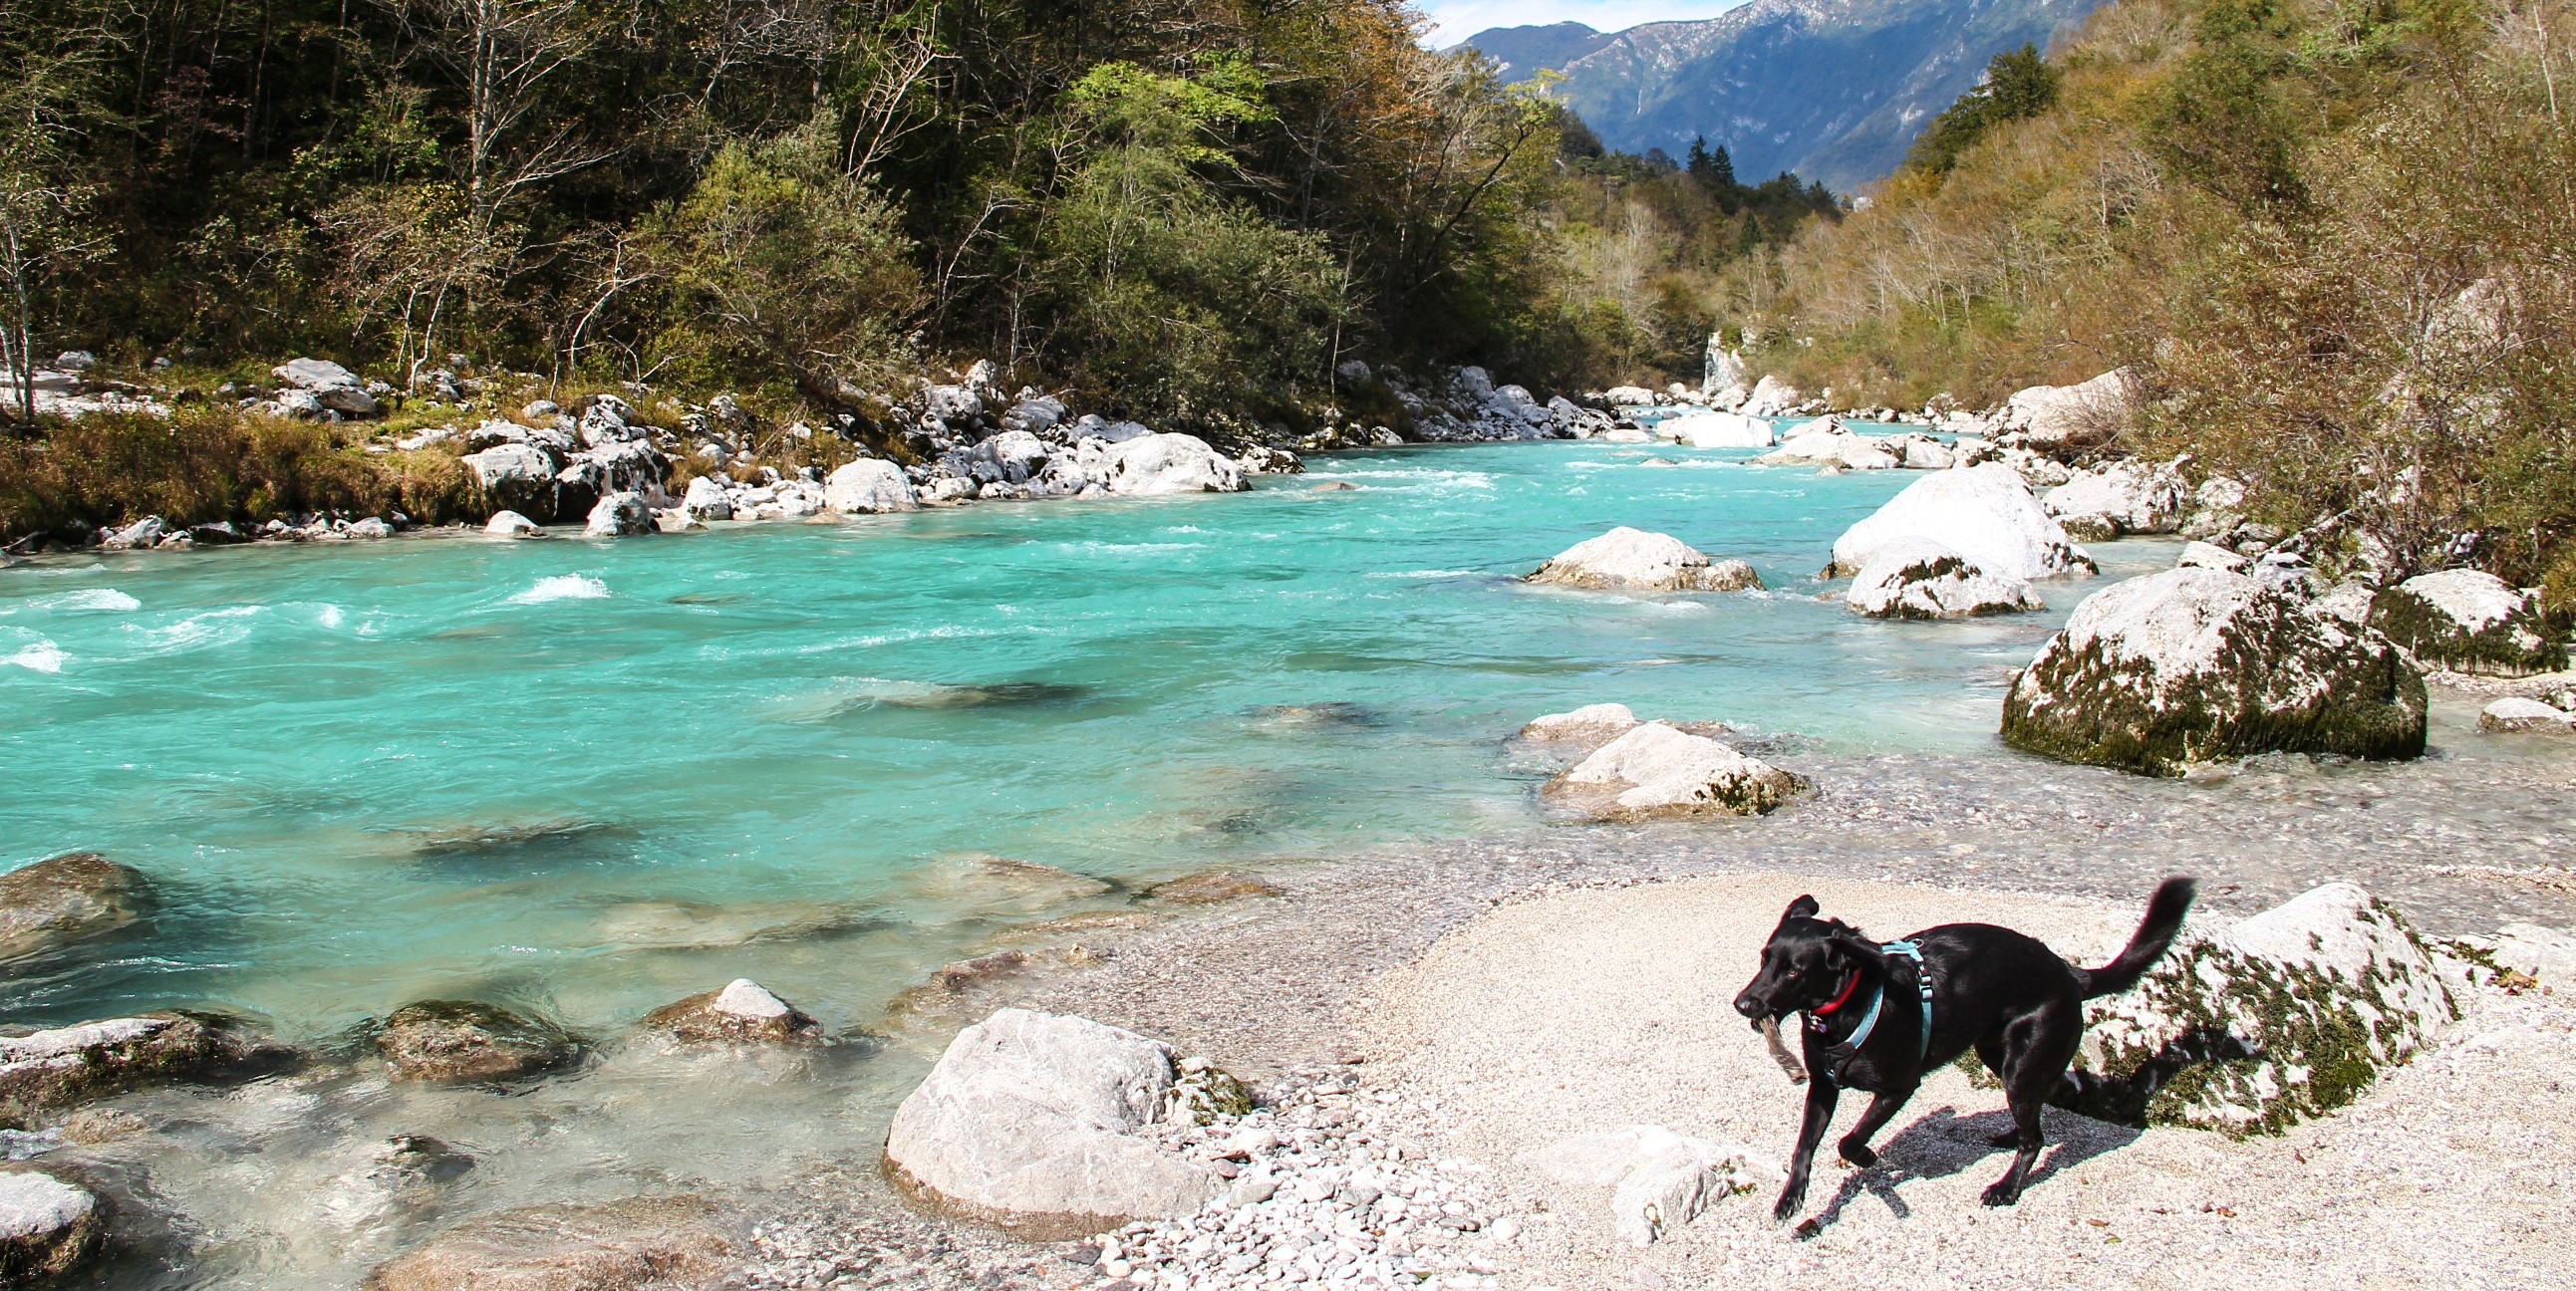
[{"left": 1732, "top": 992, "right": 1765, "bottom": 1019}]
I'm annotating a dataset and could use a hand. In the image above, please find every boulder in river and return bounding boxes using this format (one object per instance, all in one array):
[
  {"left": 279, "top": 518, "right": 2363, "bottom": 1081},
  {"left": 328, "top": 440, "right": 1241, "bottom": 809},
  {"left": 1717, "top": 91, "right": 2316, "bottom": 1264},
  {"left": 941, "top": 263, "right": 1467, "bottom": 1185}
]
[
  {"left": 2066, "top": 883, "right": 2453, "bottom": 1136},
  {"left": 363, "top": 1195, "right": 732, "bottom": 1291},
  {"left": 0, "top": 852, "right": 151, "bottom": 963},
  {"left": 1653, "top": 411, "right": 1774, "bottom": 449},
  {"left": 2043, "top": 458, "right": 2189, "bottom": 538},
  {"left": 678, "top": 475, "right": 731, "bottom": 521},
  {"left": 1845, "top": 538, "right": 2042, "bottom": 619},
  {"left": 375, "top": 1000, "right": 580, "bottom": 1084},
  {"left": 0, "top": 1169, "right": 103, "bottom": 1282},
  {"left": 1827, "top": 463, "right": 2093, "bottom": 580},
  {"left": 884, "top": 1008, "right": 1221, "bottom": 1238},
  {"left": 2000, "top": 567, "right": 2427, "bottom": 776},
  {"left": 2366, "top": 569, "right": 2567, "bottom": 675},
  {"left": 582, "top": 491, "right": 654, "bottom": 538},
  {"left": 1748, "top": 418, "right": 1898, "bottom": 470},
  {"left": 482, "top": 510, "right": 544, "bottom": 539},
  {"left": 1541, "top": 721, "right": 1807, "bottom": 820},
  {"left": 641, "top": 979, "right": 822, "bottom": 1045},
  {"left": 1518, "top": 703, "right": 1643, "bottom": 747},
  {"left": 1528, "top": 527, "right": 1763, "bottom": 594},
  {"left": 0, "top": 1011, "right": 291, "bottom": 1119},
  {"left": 2477, "top": 696, "right": 2573, "bottom": 733},
  {"left": 823, "top": 458, "right": 919, "bottom": 514},
  {"left": 1141, "top": 872, "right": 1283, "bottom": 904},
  {"left": 1100, "top": 432, "right": 1246, "bottom": 496}
]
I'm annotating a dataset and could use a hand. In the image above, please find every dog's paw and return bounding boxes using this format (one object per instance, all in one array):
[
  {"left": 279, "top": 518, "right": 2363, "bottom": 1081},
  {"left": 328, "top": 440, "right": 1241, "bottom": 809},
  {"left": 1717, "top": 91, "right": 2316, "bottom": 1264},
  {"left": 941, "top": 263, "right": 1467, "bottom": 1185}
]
[
  {"left": 1837, "top": 1141, "right": 1877, "bottom": 1168},
  {"left": 1772, "top": 1188, "right": 1807, "bottom": 1224},
  {"left": 1980, "top": 1180, "right": 2022, "bottom": 1207}
]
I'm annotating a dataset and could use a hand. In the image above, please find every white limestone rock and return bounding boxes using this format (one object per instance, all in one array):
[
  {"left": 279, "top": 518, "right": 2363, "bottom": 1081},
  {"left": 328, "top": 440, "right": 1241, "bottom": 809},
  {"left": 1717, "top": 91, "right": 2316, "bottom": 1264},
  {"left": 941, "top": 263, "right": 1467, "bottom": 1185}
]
[
  {"left": 583, "top": 491, "right": 655, "bottom": 538},
  {"left": 680, "top": 475, "right": 732, "bottom": 521},
  {"left": 885, "top": 1008, "right": 1219, "bottom": 1238},
  {"left": 2044, "top": 459, "right": 2190, "bottom": 537},
  {"left": 2176, "top": 541, "right": 2249, "bottom": 573},
  {"left": 1541, "top": 721, "right": 1806, "bottom": 819},
  {"left": 1520, "top": 1125, "right": 1768, "bottom": 1247},
  {"left": 482, "top": 510, "right": 544, "bottom": 538},
  {"left": 1828, "top": 463, "right": 2094, "bottom": 580},
  {"left": 1846, "top": 538, "right": 2042, "bottom": 619},
  {"left": 1102, "top": 432, "right": 1246, "bottom": 495},
  {"left": 2490, "top": 923, "right": 2576, "bottom": 984},
  {"left": 2367, "top": 569, "right": 2566, "bottom": 675},
  {"left": 1743, "top": 375, "right": 1803, "bottom": 416},
  {"left": 2004, "top": 368, "right": 2131, "bottom": 446},
  {"left": 0, "top": 1170, "right": 103, "bottom": 1281},
  {"left": 1517, "top": 702, "right": 1642, "bottom": 746},
  {"left": 1528, "top": 527, "right": 1763, "bottom": 594},
  {"left": 2476, "top": 696, "right": 2573, "bottom": 733},
  {"left": 1749, "top": 418, "right": 1898, "bottom": 470},
  {"left": 1601, "top": 386, "right": 1658, "bottom": 407},
  {"left": 464, "top": 443, "right": 561, "bottom": 520},
  {"left": 2071, "top": 884, "right": 2453, "bottom": 1134},
  {"left": 824, "top": 458, "right": 920, "bottom": 514},
  {"left": 2001, "top": 568, "right": 2427, "bottom": 776},
  {"left": 1654, "top": 410, "right": 1774, "bottom": 448},
  {"left": 271, "top": 357, "right": 379, "bottom": 416},
  {"left": 642, "top": 978, "right": 822, "bottom": 1044}
]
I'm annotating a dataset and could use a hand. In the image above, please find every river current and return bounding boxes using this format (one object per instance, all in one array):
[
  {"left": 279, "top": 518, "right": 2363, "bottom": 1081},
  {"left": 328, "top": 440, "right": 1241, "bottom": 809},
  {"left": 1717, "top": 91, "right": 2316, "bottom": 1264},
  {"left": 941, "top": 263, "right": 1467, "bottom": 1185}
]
[{"left": 4, "top": 436, "right": 2569, "bottom": 1287}]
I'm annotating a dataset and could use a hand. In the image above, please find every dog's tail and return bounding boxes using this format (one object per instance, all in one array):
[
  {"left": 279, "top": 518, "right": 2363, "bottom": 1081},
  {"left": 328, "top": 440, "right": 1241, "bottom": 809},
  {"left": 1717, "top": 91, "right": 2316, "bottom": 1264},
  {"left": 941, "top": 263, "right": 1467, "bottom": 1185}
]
[{"left": 2077, "top": 877, "right": 2197, "bottom": 999}]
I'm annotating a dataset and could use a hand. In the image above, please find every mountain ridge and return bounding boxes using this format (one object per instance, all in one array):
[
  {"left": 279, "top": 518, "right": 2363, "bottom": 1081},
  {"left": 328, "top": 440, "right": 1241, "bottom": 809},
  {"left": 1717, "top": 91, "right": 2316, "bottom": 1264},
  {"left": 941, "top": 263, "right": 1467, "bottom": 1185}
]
[{"left": 1459, "top": 0, "right": 2106, "bottom": 189}]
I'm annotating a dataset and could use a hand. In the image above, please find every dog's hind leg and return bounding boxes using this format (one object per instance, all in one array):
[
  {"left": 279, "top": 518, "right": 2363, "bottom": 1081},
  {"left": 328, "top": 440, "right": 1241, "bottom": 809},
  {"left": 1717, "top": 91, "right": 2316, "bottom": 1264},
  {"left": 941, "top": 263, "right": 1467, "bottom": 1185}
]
[
  {"left": 1775, "top": 1079, "right": 1841, "bottom": 1222},
  {"left": 1974, "top": 1036, "right": 2023, "bottom": 1149},
  {"left": 1981, "top": 1008, "right": 2081, "bottom": 1206},
  {"left": 1836, "top": 1084, "right": 1917, "bottom": 1168}
]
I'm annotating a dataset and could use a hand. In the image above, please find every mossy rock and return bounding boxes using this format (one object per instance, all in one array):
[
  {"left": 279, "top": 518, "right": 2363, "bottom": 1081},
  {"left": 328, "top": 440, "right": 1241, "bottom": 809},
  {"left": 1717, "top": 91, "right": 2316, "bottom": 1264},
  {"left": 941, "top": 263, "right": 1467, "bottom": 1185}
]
[
  {"left": 2367, "top": 569, "right": 2568, "bottom": 676},
  {"left": 0, "top": 1011, "right": 294, "bottom": 1121},
  {"left": 0, "top": 853, "right": 153, "bottom": 964},
  {"left": 2061, "top": 884, "right": 2453, "bottom": 1137},
  {"left": 2002, "top": 568, "right": 2426, "bottom": 777},
  {"left": 374, "top": 1000, "right": 581, "bottom": 1084}
]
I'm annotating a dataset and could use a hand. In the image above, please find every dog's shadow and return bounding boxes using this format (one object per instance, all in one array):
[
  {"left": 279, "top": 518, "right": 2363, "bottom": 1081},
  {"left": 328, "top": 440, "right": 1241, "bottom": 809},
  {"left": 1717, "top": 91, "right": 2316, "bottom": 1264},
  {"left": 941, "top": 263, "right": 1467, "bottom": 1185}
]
[{"left": 1797, "top": 1105, "right": 2141, "bottom": 1237}]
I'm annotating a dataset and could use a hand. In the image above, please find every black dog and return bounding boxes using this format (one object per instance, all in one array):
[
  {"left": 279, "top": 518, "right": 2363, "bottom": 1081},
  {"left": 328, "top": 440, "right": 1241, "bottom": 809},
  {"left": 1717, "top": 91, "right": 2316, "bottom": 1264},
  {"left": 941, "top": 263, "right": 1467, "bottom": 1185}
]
[{"left": 1732, "top": 878, "right": 2195, "bottom": 1220}]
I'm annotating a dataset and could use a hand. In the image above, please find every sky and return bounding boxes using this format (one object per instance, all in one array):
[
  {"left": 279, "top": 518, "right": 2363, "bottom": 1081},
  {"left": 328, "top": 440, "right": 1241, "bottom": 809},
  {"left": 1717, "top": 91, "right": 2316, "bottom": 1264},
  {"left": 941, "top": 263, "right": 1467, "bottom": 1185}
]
[{"left": 1415, "top": 0, "right": 1747, "bottom": 47}]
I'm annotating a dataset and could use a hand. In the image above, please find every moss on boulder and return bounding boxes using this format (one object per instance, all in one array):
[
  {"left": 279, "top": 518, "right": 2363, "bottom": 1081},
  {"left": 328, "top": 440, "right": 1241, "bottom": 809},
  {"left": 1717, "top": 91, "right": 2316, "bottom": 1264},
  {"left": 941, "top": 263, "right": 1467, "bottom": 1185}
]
[
  {"left": 2001, "top": 568, "right": 2427, "bottom": 776},
  {"left": 0, "top": 853, "right": 152, "bottom": 964},
  {"left": 2367, "top": 569, "right": 2567, "bottom": 675},
  {"left": 0, "top": 1011, "right": 293, "bottom": 1121},
  {"left": 375, "top": 1000, "right": 581, "bottom": 1084},
  {"left": 2064, "top": 884, "right": 2453, "bottom": 1137}
]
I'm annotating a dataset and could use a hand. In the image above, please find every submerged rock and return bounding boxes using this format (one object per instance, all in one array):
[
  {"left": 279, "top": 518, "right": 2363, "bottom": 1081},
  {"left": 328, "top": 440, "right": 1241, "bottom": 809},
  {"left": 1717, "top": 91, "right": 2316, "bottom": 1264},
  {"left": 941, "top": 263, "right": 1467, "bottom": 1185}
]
[
  {"left": 1827, "top": 463, "right": 2093, "bottom": 581},
  {"left": 1845, "top": 538, "right": 2042, "bottom": 619},
  {"left": 1541, "top": 721, "right": 1807, "bottom": 820},
  {"left": 1528, "top": 527, "right": 1762, "bottom": 594},
  {"left": 2068, "top": 884, "right": 2452, "bottom": 1136},
  {"left": 641, "top": 979, "right": 823, "bottom": 1045},
  {"left": 363, "top": 1195, "right": 732, "bottom": 1291},
  {"left": 2000, "top": 568, "right": 2427, "bottom": 776},
  {"left": 1141, "top": 872, "right": 1284, "bottom": 905},
  {"left": 375, "top": 1001, "right": 580, "bottom": 1084},
  {"left": 2367, "top": 569, "right": 2566, "bottom": 675},
  {"left": 0, "top": 1012, "right": 289, "bottom": 1119},
  {"left": 0, "top": 1169, "right": 104, "bottom": 1283},
  {"left": 884, "top": 1008, "right": 1221, "bottom": 1238},
  {"left": 0, "top": 852, "right": 151, "bottom": 963}
]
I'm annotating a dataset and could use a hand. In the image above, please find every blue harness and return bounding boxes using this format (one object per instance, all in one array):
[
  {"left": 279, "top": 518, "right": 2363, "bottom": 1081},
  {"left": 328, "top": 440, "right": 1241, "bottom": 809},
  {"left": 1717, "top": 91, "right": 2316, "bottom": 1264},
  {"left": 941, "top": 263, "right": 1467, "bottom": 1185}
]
[{"left": 1809, "top": 939, "right": 1935, "bottom": 1080}]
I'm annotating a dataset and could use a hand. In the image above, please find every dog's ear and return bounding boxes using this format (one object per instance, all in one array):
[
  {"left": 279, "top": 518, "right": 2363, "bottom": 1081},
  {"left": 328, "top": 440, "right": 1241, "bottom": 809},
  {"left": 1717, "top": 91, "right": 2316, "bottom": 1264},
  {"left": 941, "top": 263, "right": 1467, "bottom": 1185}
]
[
  {"left": 1780, "top": 895, "right": 1820, "bottom": 922},
  {"left": 1824, "top": 930, "right": 1884, "bottom": 967}
]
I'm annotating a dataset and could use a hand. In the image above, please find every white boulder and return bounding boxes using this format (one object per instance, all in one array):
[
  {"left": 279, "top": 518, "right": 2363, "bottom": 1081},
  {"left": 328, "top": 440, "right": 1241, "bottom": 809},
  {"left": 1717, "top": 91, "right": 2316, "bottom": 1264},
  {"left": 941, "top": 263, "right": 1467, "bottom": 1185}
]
[
  {"left": 583, "top": 492, "right": 654, "bottom": 538},
  {"left": 2477, "top": 697, "right": 2573, "bottom": 733},
  {"left": 1828, "top": 463, "right": 2094, "bottom": 580},
  {"left": 2001, "top": 568, "right": 2427, "bottom": 776},
  {"left": 885, "top": 1008, "right": 1220, "bottom": 1238},
  {"left": 2044, "top": 458, "right": 2190, "bottom": 538},
  {"left": 1654, "top": 410, "right": 1773, "bottom": 449},
  {"left": 680, "top": 475, "right": 732, "bottom": 521},
  {"left": 2004, "top": 368, "right": 2131, "bottom": 446},
  {"left": 1103, "top": 432, "right": 1246, "bottom": 495},
  {"left": 2367, "top": 569, "right": 2566, "bottom": 675},
  {"left": 1521, "top": 1125, "right": 1768, "bottom": 1247},
  {"left": 271, "top": 358, "right": 379, "bottom": 416},
  {"left": 482, "top": 511, "right": 544, "bottom": 538},
  {"left": 0, "top": 1170, "right": 102, "bottom": 1280},
  {"left": 1517, "top": 703, "right": 1642, "bottom": 745},
  {"left": 1540, "top": 721, "right": 1806, "bottom": 819},
  {"left": 1742, "top": 375, "right": 1802, "bottom": 416},
  {"left": 1846, "top": 538, "right": 2042, "bottom": 619},
  {"left": 1750, "top": 418, "right": 1898, "bottom": 470},
  {"left": 1601, "top": 386, "right": 1658, "bottom": 407},
  {"left": 2490, "top": 923, "right": 2576, "bottom": 984},
  {"left": 2176, "top": 541, "right": 2249, "bottom": 573},
  {"left": 1528, "top": 528, "right": 1762, "bottom": 593},
  {"left": 824, "top": 459, "right": 920, "bottom": 514},
  {"left": 2072, "top": 884, "right": 2452, "bottom": 1134}
]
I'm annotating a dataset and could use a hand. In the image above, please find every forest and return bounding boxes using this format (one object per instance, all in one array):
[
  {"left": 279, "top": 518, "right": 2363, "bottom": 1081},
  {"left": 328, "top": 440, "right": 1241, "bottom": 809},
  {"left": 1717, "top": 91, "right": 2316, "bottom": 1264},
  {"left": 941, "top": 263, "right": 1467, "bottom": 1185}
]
[{"left": 0, "top": 0, "right": 1836, "bottom": 434}]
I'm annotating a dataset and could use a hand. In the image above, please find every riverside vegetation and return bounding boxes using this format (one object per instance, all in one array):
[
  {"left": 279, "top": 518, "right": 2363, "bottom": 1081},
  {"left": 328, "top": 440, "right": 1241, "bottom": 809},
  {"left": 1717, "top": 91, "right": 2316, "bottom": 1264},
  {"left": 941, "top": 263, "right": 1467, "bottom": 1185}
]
[{"left": 0, "top": 0, "right": 1852, "bottom": 549}]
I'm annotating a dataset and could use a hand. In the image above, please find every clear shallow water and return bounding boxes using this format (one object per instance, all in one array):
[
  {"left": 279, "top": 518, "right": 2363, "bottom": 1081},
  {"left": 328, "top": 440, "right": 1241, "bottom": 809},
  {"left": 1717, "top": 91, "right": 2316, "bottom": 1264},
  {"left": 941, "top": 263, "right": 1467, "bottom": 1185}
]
[{"left": 1, "top": 440, "right": 2186, "bottom": 1039}]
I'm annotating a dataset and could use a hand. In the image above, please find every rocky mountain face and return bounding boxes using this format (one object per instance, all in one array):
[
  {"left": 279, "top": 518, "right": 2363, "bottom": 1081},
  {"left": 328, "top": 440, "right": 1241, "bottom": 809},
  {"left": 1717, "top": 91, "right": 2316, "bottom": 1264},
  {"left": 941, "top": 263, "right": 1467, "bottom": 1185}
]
[{"left": 1458, "top": 0, "right": 2105, "bottom": 190}]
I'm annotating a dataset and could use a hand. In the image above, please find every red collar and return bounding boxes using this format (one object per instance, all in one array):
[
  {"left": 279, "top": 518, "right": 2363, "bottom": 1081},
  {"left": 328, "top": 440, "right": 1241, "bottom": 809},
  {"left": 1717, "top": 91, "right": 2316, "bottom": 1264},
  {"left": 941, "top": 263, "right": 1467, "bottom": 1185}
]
[{"left": 1810, "top": 968, "right": 1863, "bottom": 1016}]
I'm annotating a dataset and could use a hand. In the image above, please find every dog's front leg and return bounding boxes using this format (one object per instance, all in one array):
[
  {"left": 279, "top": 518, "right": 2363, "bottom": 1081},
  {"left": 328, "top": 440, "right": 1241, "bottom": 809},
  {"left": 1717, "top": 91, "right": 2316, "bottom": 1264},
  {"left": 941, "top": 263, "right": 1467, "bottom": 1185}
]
[
  {"left": 1774, "top": 1078, "right": 1840, "bottom": 1222},
  {"left": 1836, "top": 1083, "right": 1917, "bottom": 1168}
]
